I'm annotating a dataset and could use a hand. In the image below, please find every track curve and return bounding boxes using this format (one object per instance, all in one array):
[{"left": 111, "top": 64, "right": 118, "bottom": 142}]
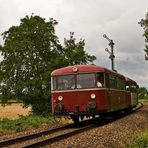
[{"left": 0, "top": 102, "right": 143, "bottom": 148}]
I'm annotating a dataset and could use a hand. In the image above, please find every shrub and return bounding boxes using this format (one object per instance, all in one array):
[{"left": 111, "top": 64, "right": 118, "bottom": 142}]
[
  {"left": 0, "top": 115, "right": 59, "bottom": 134},
  {"left": 126, "top": 130, "right": 148, "bottom": 148}
]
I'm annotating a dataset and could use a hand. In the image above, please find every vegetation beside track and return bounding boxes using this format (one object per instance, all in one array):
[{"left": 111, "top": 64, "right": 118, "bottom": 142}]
[
  {"left": 0, "top": 101, "right": 147, "bottom": 145},
  {"left": 0, "top": 115, "right": 60, "bottom": 135},
  {"left": 125, "top": 130, "right": 148, "bottom": 147},
  {"left": 124, "top": 101, "right": 148, "bottom": 147},
  {"left": 139, "top": 99, "right": 148, "bottom": 103}
]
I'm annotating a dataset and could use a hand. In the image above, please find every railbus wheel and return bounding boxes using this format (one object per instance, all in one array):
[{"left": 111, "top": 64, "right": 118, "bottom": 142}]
[
  {"left": 70, "top": 115, "right": 79, "bottom": 124},
  {"left": 92, "top": 115, "right": 95, "bottom": 120},
  {"left": 80, "top": 116, "right": 84, "bottom": 121}
]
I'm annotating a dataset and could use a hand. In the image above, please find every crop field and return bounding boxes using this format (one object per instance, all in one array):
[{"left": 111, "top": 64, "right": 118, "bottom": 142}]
[{"left": 0, "top": 103, "right": 31, "bottom": 120}]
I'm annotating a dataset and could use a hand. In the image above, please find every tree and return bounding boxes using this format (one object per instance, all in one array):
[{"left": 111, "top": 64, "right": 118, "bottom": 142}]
[
  {"left": 0, "top": 15, "right": 61, "bottom": 115},
  {"left": 137, "top": 87, "right": 148, "bottom": 100},
  {"left": 139, "top": 12, "right": 148, "bottom": 60},
  {"left": 63, "top": 32, "right": 96, "bottom": 65},
  {"left": 0, "top": 15, "right": 96, "bottom": 115}
]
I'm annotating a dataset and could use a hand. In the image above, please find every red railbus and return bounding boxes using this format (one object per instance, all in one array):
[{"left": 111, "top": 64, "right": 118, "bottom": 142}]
[{"left": 51, "top": 65, "right": 138, "bottom": 123}]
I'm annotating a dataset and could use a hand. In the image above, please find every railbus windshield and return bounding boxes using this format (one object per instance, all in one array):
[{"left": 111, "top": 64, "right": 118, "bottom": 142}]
[{"left": 51, "top": 73, "right": 104, "bottom": 91}]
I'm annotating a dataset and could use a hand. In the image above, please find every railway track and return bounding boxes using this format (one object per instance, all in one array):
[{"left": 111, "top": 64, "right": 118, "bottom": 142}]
[
  {"left": 132, "top": 102, "right": 143, "bottom": 113},
  {"left": 0, "top": 102, "right": 143, "bottom": 148},
  {"left": 0, "top": 120, "right": 99, "bottom": 148},
  {"left": 0, "top": 124, "right": 70, "bottom": 148}
]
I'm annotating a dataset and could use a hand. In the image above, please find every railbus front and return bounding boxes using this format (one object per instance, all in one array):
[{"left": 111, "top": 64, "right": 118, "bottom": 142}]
[{"left": 51, "top": 65, "right": 130, "bottom": 123}]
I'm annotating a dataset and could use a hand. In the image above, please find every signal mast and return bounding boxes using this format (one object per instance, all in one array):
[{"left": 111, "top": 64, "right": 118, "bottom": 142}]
[{"left": 103, "top": 34, "right": 116, "bottom": 72}]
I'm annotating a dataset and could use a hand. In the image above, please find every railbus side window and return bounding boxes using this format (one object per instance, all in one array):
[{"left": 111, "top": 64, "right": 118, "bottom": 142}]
[
  {"left": 126, "top": 81, "right": 138, "bottom": 92},
  {"left": 130, "top": 83, "right": 138, "bottom": 93},
  {"left": 117, "top": 77, "right": 125, "bottom": 90},
  {"left": 126, "top": 82, "right": 130, "bottom": 91},
  {"left": 108, "top": 75, "right": 125, "bottom": 90},
  {"left": 109, "top": 74, "right": 117, "bottom": 89},
  {"left": 96, "top": 73, "right": 104, "bottom": 87},
  {"left": 105, "top": 73, "right": 110, "bottom": 88}
]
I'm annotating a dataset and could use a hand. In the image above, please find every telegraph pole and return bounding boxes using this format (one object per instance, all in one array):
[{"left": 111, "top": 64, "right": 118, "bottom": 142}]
[
  {"left": 103, "top": 34, "right": 116, "bottom": 71},
  {"left": 145, "top": 49, "right": 148, "bottom": 60}
]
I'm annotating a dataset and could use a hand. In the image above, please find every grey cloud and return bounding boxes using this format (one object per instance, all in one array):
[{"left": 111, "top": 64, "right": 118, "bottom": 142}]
[{"left": 0, "top": 0, "right": 148, "bottom": 88}]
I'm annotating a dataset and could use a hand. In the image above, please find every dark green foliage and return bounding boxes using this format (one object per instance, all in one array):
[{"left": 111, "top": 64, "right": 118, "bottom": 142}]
[
  {"left": 0, "top": 15, "right": 60, "bottom": 115},
  {"left": 63, "top": 32, "right": 96, "bottom": 65},
  {"left": 137, "top": 87, "right": 148, "bottom": 100},
  {"left": 139, "top": 12, "right": 148, "bottom": 60},
  {"left": 0, "top": 14, "right": 96, "bottom": 115}
]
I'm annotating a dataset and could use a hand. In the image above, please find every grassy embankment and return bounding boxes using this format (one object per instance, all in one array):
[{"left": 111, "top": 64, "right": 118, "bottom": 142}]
[
  {"left": 125, "top": 99, "right": 148, "bottom": 147},
  {"left": 0, "top": 103, "right": 60, "bottom": 135},
  {"left": 125, "top": 130, "right": 148, "bottom": 147},
  {"left": 0, "top": 115, "right": 60, "bottom": 135},
  {"left": 0, "top": 99, "right": 148, "bottom": 143}
]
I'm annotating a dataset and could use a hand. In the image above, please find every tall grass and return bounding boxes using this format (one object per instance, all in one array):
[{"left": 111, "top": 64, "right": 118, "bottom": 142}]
[
  {"left": 126, "top": 130, "right": 148, "bottom": 148},
  {"left": 0, "top": 115, "right": 59, "bottom": 135}
]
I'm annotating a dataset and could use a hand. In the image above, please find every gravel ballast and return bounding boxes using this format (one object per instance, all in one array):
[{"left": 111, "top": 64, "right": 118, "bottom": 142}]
[{"left": 49, "top": 103, "right": 148, "bottom": 148}]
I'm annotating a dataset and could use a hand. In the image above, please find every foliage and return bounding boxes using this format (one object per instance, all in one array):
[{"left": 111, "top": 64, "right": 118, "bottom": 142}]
[
  {"left": 0, "top": 115, "right": 59, "bottom": 134},
  {"left": 0, "top": 15, "right": 96, "bottom": 115},
  {"left": 126, "top": 130, "right": 148, "bottom": 148},
  {"left": 137, "top": 87, "right": 148, "bottom": 100},
  {"left": 139, "top": 12, "right": 148, "bottom": 60},
  {"left": 63, "top": 32, "right": 96, "bottom": 65},
  {"left": 0, "top": 15, "right": 59, "bottom": 115}
]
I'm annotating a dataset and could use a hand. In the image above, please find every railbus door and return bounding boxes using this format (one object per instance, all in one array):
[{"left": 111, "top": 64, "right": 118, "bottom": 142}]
[{"left": 105, "top": 74, "right": 126, "bottom": 112}]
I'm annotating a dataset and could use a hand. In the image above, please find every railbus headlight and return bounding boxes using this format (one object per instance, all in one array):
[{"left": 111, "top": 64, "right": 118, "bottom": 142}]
[
  {"left": 90, "top": 93, "right": 96, "bottom": 99},
  {"left": 53, "top": 99, "right": 57, "bottom": 103},
  {"left": 58, "top": 96, "right": 63, "bottom": 101}
]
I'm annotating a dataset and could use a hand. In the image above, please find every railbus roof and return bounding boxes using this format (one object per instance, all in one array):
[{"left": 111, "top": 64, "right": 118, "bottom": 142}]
[
  {"left": 125, "top": 77, "right": 137, "bottom": 84},
  {"left": 51, "top": 64, "right": 124, "bottom": 78}
]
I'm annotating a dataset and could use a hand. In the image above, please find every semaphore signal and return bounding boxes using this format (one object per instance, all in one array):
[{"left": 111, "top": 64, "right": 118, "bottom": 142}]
[{"left": 103, "top": 34, "right": 116, "bottom": 72}]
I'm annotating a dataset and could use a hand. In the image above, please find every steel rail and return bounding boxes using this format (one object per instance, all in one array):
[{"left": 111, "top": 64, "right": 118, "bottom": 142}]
[
  {"left": 0, "top": 117, "right": 114, "bottom": 147},
  {"left": 132, "top": 102, "right": 144, "bottom": 112},
  {"left": 0, "top": 124, "right": 70, "bottom": 147},
  {"left": 23, "top": 124, "right": 95, "bottom": 148}
]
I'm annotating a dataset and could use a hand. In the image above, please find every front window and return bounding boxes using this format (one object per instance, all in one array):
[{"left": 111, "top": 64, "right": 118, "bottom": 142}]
[
  {"left": 51, "top": 73, "right": 104, "bottom": 90},
  {"left": 57, "top": 75, "right": 75, "bottom": 90},
  {"left": 77, "top": 73, "right": 96, "bottom": 89}
]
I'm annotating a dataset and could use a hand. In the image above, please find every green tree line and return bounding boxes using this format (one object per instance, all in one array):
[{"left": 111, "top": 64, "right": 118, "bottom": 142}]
[{"left": 137, "top": 87, "right": 148, "bottom": 100}]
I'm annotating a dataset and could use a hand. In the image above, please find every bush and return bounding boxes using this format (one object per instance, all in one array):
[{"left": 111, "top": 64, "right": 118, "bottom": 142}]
[
  {"left": 126, "top": 130, "right": 148, "bottom": 148},
  {"left": 0, "top": 115, "right": 59, "bottom": 134}
]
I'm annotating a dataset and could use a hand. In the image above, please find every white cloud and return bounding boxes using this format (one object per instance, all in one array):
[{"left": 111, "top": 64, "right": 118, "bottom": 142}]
[{"left": 0, "top": 0, "right": 148, "bottom": 88}]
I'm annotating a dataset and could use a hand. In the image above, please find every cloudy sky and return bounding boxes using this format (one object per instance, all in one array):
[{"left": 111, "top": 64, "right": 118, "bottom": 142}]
[{"left": 0, "top": 0, "right": 148, "bottom": 88}]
